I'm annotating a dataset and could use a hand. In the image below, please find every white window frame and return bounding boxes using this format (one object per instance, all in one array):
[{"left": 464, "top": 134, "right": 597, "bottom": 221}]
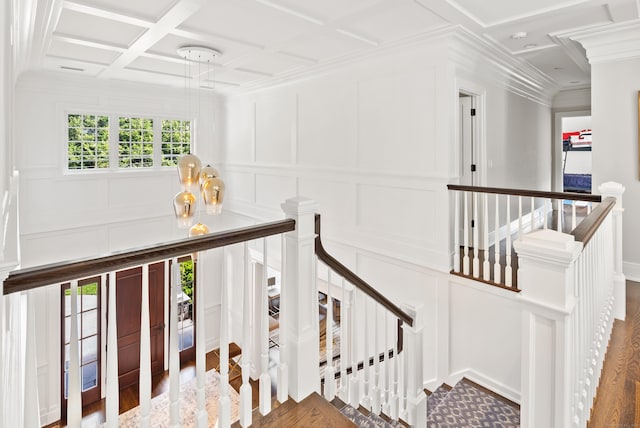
[{"left": 61, "top": 108, "right": 196, "bottom": 174}]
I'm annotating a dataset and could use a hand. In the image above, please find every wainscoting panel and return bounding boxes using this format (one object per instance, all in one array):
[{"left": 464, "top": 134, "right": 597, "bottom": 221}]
[
  {"left": 355, "top": 183, "right": 436, "bottom": 245},
  {"left": 224, "top": 170, "right": 256, "bottom": 204},
  {"left": 298, "top": 177, "right": 356, "bottom": 234},
  {"left": 448, "top": 279, "right": 521, "bottom": 397},
  {"left": 255, "top": 91, "right": 296, "bottom": 164},
  {"left": 255, "top": 173, "right": 297, "bottom": 210},
  {"left": 225, "top": 99, "right": 255, "bottom": 163},
  {"left": 297, "top": 81, "right": 357, "bottom": 168},
  {"left": 356, "top": 69, "right": 437, "bottom": 173}
]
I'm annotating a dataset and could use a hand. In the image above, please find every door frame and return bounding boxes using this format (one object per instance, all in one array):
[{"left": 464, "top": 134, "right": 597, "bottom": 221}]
[{"left": 552, "top": 109, "right": 591, "bottom": 192}]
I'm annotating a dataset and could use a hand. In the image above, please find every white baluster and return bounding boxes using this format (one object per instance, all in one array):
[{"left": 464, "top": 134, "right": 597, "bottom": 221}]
[
  {"left": 362, "top": 296, "right": 371, "bottom": 410},
  {"left": 68, "top": 280, "right": 82, "bottom": 426},
  {"left": 543, "top": 199, "right": 548, "bottom": 229},
  {"left": 518, "top": 196, "right": 523, "bottom": 240},
  {"left": 382, "top": 312, "right": 391, "bottom": 416},
  {"left": 259, "top": 239, "right": 271, "bottom": 415},
  {"left": 389, "top": 319, "right": 399, "bottom": 420},
  {"left": 530, "top": 197, "right": 535, "bottom": 231},
  {"left": 324, "top": 270, "right": 336, "bottom": 401},
  {"left": 349, "top": 290, "right": 359, "bottom": 407},
  {"left": 463, "top": 192, "right": 470, "bottom": 275},
  {"left": 483, "top": 193, "right": 490, "bottom": 281},
  {"left": 505, "top": 195, "right": 512, "bottom": 287},
  {"left": 24, "top": 290, "right": 41, "bottom": 428},
  {"left": 105, "top": 272, "right": 119, "bottom": 427},
  {"left": 218, "top": 249, "right": 231, "bottom": 428},
  {"left": 557, "top": 199, "right": 563, "bottom": 232},
  {"left": 239, "top": 243, "right": 253, "bottom": 427},
  {"left": 169, "top": 260, "right": 181, "bottom": 427},
  {"left": 277, "top": 235, "right": 288, "bottom": 403},
  {"left": 371, "top": 304, "right": 381, "bottom": 415},
  {"left": 339, "top": 278, "right": 349, "bottom": 402},
  {"left": 453, "top": 190, "right": 460, "bottom": 273},
  {"left": 493, "top": 194, "right": 501, "bottom": 284},
  {"left": 473, "top": 192, "right": 479, "bottom": 278},
  {"left": 572, "top": 200, "right": 577, "bottom": 230},
  {"left": 140, "top": 264, "right": 151, "bottom": 428},
  {"left": 195, "top": 257, "right": 208, "bottom": 426}
]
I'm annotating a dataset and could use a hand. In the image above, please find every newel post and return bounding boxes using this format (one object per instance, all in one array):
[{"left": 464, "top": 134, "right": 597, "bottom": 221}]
[
  {"left": 514, "top": 230, "right": 582, "bottom": 428},
  {"left": 598, "top": 181, "right": 625, "bottom": 321},
  {"left": 281, "top": 197, "right": 320, "bottom": 401},
  {"left": 401, "top": 303, "right": 427, "bottom": 428}
]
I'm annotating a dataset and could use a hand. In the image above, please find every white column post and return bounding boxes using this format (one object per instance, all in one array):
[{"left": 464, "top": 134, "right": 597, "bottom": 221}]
[
  {"left": 105, "top": 272, "right": 119, "bottom": 427},
  {"left": 23, "top": 290, "right": 41, "bottom": 428},
  {"left": 514, "top": 230, "right": 582, "bottom": 428},
  {"left": 401, "top": 303, "right": 426, "bottom": 428},
  {"left": 280, "top": 197, "right": 320, "bottom": 402},
  {"left": 598, "top": 182, "right": 625, "bottom": 321}
]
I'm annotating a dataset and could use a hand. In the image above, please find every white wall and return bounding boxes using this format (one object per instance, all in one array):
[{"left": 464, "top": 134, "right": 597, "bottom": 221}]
[
  {"left": 13, "top": 71, "right": 228, "bottom": 423},
  {"left": 591, "top": 58, "right": 640, "bottom": 280},
  {"left": 221, "top": 36, "right": 550, "bottom": 398}
]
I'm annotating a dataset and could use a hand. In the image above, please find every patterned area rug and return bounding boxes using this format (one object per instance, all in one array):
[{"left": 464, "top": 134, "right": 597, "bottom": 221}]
[
  {"left": 427, "top": 378, "right": 519, "bottom": 427},
  {"left": 115, "top": 370, "right": 240, "bottom": 427}
]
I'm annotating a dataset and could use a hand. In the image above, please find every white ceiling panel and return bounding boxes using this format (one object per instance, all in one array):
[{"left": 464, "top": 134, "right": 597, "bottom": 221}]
[
  {"left": 446, "top": 0, "right": 593, "bottom": 27},
  {"left": 56, "top": 8, "right": 147, "bottom": 48},
  {"left": 68, "top": 0, "right": 179, "bottom": 22},
  {"left": 234, "top": 52, "right": 312, "bottom": 76},
  {"left": 265, "top": 0, "right": 384, "bottom": 23},
  {"left": 179, "top": 0, "right": 319, "bottom": 47},
  {"left": 520, "top": 45, "right": 589, "bottom": 87},
  {"left": 126, "top": 56, "right": 194, "bottom": 78},
  {"left": 42, "top": 56, "right": 106, "bottom": 77},
  {"left": 214, "top": 68, "right": 264, "bottom": 85},
  {"left": 488, "top": 4, "right": 611, "bottom": 53},
  {"left": 281, "top": 30, "right": 373, "bottom": 62},
  {"left": 346, "top": 0, "right": 448, "bottom": 42},
  {"left": 47, "top": 39, "right": 121, "bottom": 65}
]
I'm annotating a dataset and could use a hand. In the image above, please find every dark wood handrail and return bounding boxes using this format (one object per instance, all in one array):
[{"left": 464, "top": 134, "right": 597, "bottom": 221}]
[
  {"left": 314, "top": 214, "right": 414, "bottom": 328},
  {"left": 447, "top": 184, "right": 602, "bottom": 203},
  {"left": 3, "top": 218, "right": 296, "bottom": 295},
  {"left": 570, "top": 197, "right": 616, "bottom": 246}
]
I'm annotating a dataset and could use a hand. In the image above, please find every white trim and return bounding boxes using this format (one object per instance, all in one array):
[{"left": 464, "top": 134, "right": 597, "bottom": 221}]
[
  {"left": 623, "top": 260, "right": 640, "bottom": 282},
  {"left": 488, "top": 205, "right": 548, "bottom": 248},
  {"left": 568, "top": 19, "right": 640, "bottom": 64},
  {"left": 445, "top": 368, "right": 521, "bottom": 404}
]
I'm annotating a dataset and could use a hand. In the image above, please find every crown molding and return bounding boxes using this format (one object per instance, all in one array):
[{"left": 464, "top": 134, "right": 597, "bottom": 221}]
[
  {"left": 449, "top": 26, "right": 559, "bottom": 106},
  {"left": 230, "top": 25, "right": 558, "bottom": 106},
  {"left": 568, "top": 19, "right": 640, "bottom": 64}
]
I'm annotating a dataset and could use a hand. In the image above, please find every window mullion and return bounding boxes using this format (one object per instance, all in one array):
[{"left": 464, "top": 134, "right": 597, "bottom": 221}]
[{"left": 109, "top": 114, "right": 118, "bottom": 171}]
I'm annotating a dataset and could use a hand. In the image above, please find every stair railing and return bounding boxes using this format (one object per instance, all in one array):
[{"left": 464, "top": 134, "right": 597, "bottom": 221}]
[
  {"left": 515, "top": 182, "right": 625, "bottom": 428},
  {"left": 314, "top": 214, "right": 426, "bottom": 428},
  {"left": 447, "top": 184, "right": 602, "bottom": 290},
  {"left": 2, "top": 216, "right": 295, "bottom": 428}
]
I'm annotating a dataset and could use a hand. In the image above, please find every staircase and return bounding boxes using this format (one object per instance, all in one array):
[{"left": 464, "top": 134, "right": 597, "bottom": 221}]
[{"left": 325, "top": 377, "right": 519, "bottom": 427}]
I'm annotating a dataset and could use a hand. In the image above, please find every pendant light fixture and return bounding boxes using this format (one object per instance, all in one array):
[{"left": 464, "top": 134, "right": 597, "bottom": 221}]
[{"left": 172, "top": 45, "right": 225, "bottom": 231}]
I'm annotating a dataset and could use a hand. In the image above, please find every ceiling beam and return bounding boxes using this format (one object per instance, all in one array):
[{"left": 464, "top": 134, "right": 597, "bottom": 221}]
[{"left": 99, "top": 0, "right": 206, "bottom": 78}]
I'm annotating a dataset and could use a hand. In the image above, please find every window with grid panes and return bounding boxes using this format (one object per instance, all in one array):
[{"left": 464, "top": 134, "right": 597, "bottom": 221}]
[
  {"left": 119, "top": 117, "right": 154, "bottom": 168},
  {"left": 67, "top": 114, "right": 109, "bottom": 170},
  {"left": 161, "top": 119, "right": 191, "bottom": 166}
]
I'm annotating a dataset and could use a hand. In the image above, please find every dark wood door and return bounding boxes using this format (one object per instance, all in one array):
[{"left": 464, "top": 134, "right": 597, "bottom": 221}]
[{"left": 115, "top": 262, "right": 165, "bottom": 389}]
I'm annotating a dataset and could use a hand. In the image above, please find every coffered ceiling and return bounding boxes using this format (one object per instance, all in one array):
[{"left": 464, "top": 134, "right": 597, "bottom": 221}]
[{"left": 16, "top": 0, "right": 640, "bottom": 92}]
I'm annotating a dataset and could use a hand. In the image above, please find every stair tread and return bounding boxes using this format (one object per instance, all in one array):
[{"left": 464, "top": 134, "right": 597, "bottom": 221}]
[
  {"left": 426, "top": 384, "right": 452, "bottom": 417},
  {"left": 427, "top": 378, "right": 520, "bottom": 427},
  {"left": 338, "top": 403, "right": 404, "bottom": 428}
]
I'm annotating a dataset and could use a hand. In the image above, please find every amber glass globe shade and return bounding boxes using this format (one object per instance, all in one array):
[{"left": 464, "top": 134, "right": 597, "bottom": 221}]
[
  {"left": 173, "top": 190, "right": 196, "bottom": 228},
  {"left": 200, "top": 164, "right": 219, "bottom": 185},
  {"left": 188, "top": 222, "right": 209, "bottom": 261},
  {"left": 201, "top": 177, "right": 225, "bottom": 215},
  {"left": 177, "top": 154, "right": 202, "bottom": 191}
]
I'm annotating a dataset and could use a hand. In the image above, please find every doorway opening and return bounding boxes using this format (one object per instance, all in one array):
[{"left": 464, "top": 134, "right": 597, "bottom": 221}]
[{"left": 561, "top": 115, "right": 592, "bottom": 193}]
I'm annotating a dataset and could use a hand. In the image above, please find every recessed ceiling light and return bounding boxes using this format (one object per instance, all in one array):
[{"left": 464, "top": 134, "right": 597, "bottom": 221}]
[
  {"left": 511, "top": 32, "right": 527, "bottom": 39},
  {"left": 524, "top": 44, "right": 538, "bottom": 49}
]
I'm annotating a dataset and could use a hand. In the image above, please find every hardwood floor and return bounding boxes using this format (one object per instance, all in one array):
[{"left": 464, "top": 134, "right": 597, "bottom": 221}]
[{"left": 589, "top": 280, "right": 640, "bottom": 427}]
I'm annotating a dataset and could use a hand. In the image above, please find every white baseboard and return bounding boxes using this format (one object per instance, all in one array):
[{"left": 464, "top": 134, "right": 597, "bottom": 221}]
[
  {"left": 40, "top": 405, "right": 60, "bottom": 426},
  {"left": 446, "top": 368, "right": 521, "bottom": 404},
  {"left": 623, "top": 261, "right": 640, "bottom": 282}
]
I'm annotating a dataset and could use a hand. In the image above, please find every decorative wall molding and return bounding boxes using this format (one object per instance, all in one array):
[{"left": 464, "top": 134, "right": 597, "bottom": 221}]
[{"left": 568, "top": 19, "right": 640, "bottom": 64}]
